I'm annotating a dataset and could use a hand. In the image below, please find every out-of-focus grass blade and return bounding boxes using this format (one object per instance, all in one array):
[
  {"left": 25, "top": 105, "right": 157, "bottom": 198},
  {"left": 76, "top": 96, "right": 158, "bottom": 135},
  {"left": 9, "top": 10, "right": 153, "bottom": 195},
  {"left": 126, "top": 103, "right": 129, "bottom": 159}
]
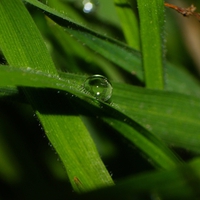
[
  {"left": 166, "top": 63, "right": 200, "bottom": 97},
  {"left": 114, "top": 0, "right": 140, "bottom": 50},
  {"left": 0, "top": 129, "right": 21, "bottom": 183},
  {"left": 77, "top": 158, "right": 200, "bottom": 200},
  {"left": 0, "top": 0, "right": 114, "bottom": 192},
  {"left": 137, "top": 0, "right": 165, "bottom": 89}
]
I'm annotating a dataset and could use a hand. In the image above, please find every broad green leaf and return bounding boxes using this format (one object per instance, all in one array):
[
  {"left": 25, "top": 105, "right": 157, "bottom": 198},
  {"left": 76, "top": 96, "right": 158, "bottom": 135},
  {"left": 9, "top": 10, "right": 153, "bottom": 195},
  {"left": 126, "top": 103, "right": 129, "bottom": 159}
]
[
  {"left": 0, "top": 65, "right": 182, "bottom": 169},
  {"left": 137, "top": 0, "right": 165, "bottom": 89},
  {"left": 114, "top": 0, "right": 140, "bottom": 50},
  {"left": 0, "top": 0, "right": 114, "bottom": 192},
  {"left": 112, "top": 83, "right": 200, "bottom": 153},
  {"left": 1, "top": 65, "right": 199, "bottom": 154}
]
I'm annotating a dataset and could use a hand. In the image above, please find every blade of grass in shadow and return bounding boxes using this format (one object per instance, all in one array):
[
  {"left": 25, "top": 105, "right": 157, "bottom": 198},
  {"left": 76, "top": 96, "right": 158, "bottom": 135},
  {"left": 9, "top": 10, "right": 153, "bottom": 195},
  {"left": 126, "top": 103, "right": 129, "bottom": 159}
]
[
  {"left": 114, "top": 0, "right": 140, "bottom": 50},
  {"left": 102, "top": 118, "right": 179, "bottom": 169},
  {"left": 137, "top": 0, "right": 165, "bottom": 89},
  {"left": 0, "top": 0, "right": 114, "bottom": 192},
  {"left": 77, "top": 158, "right": 200, "bottom": 200},
  {"left": 0, "top": 128, "right": 21, "bottom": 183}
]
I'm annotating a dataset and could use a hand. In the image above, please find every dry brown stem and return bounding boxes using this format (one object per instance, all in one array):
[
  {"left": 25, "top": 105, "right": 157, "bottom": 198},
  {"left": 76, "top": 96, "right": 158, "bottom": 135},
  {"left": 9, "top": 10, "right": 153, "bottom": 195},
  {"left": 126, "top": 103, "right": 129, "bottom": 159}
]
[{"left": 164, "top": 2, "right": 200, "bottom": 21}]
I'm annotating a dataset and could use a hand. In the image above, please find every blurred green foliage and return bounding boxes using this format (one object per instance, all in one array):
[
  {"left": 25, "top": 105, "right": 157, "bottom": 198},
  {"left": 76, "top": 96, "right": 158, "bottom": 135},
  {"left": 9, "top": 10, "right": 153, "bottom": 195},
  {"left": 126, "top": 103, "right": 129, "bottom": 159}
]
[{"left": 1, "top": 0, "right": 200, "bottom": 199}]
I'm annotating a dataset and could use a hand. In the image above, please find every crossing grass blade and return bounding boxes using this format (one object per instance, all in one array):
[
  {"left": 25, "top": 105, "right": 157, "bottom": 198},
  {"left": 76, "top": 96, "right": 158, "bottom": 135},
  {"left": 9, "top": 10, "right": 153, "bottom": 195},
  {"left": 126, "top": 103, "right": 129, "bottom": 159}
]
[
  {"left": 76, "top": 158, "right": 200, "bottom": 200},
  {"left": 1, "top": 65, "right": 200, "bottom": 155},
  {"left": 25, "top": 0, "right": 200, "bottom": 97},
  {"left": 0, "top": 65, "right": 185, "bottom": 169}
]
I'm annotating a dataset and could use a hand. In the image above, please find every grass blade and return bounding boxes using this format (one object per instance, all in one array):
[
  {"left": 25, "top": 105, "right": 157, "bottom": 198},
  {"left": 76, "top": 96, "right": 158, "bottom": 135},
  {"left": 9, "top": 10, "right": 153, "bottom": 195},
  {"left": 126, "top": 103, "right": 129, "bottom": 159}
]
[
  {"left": 1, "top": 65, "right": 199, "bottom": 154},
  {"left": 24, "top": 0, "right": 200, "bottom": 98},
  {"left": 25, "top": 0, "right": 144, "bottom": 80},
  {"left": 114, "top": 0, "right": 140, "bottom": 50},
  {"left": 137, "top": 0, "right": 165, "bottom": 89},
  {"left": 78, "top": 158, "right": 200, "bottom": 199},
  {"left": 0, "top": 65, "right": 182, "bottom": 169}
]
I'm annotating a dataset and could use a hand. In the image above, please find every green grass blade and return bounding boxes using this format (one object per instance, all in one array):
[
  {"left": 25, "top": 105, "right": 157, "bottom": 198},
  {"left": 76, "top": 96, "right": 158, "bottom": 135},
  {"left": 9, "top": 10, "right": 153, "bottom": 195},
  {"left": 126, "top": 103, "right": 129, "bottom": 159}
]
[
  {"left": 46, "top": 18, "right": 125, "bottom": 82},
  {"left": 0, "top": 0, "right": 56, "bottom": 74},
  {"left": 102, "top": 118, "right": 179, "bottom": 169},
  {"left": 78, "top": 158, "right": 200, "bottom": 199},
  {"left": 137, "top": 0, "right": 165, "bottom": 89},
  {"left": 0, "top": 66, "right": 181, "bottom": 169},
  {"left": 0, "top": 0, "right": 114, "bottom": 192},
  {"left": 32, "top": 99, "right": 114, "bottom": 192},
  {"left": 1, "top": 65, "right": 200, "bottom": 154},
  {"left": 166, "top": 63, "right": 200, "bottom": 97},
  {"left": 114, "top": 0, "right": 140, "bottom": 50},
  {"left": 112, "top": 82, "right": 200, "bottom": 153},
  {"left": 24, "top": 0, "right": 200, "bottom": 98},
  {"left": 25, "top": 0, "right": 144, "bottom": 80}
]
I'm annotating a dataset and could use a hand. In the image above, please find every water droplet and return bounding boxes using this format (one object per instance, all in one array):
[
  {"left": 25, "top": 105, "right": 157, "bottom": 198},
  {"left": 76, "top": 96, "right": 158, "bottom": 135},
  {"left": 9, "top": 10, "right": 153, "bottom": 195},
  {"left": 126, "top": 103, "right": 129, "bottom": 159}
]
[
  {"left": 83, "top": 0, "right": 94, "bottom": 13},
  {"left": 83, "top": 74, "right": 113, "bottom": 101}
]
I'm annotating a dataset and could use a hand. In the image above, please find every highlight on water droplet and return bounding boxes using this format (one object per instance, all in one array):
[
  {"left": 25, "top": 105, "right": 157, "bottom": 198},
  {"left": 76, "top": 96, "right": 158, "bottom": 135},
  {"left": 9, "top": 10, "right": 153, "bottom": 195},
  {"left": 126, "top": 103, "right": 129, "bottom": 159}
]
[
  {"left": 83, "top": 74, "right": 113, "bottom": 101},
  {"left": 82, "top": 0, "right": 94, "bottom": 13}
]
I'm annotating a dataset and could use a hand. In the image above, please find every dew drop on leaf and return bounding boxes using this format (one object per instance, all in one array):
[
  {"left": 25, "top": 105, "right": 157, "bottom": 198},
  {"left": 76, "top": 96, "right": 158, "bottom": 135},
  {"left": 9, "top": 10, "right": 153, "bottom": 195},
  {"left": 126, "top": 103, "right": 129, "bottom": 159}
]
[{"left": 83, "top": 74, "right": 113, "bottom": 101}]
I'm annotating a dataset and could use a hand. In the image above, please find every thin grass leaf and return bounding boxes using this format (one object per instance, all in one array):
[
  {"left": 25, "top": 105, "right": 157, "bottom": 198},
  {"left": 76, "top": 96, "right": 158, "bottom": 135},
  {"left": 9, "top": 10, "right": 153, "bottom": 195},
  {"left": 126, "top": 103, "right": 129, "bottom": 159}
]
[
  {"left": 102, "top": 118, "right": 180, "bottom": 169},
  {"left": 114, "top": 0, "right": 140, "bottom": 50},
  {"left": 137, "top": 0, "right": 165, "bottom": 89}
]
